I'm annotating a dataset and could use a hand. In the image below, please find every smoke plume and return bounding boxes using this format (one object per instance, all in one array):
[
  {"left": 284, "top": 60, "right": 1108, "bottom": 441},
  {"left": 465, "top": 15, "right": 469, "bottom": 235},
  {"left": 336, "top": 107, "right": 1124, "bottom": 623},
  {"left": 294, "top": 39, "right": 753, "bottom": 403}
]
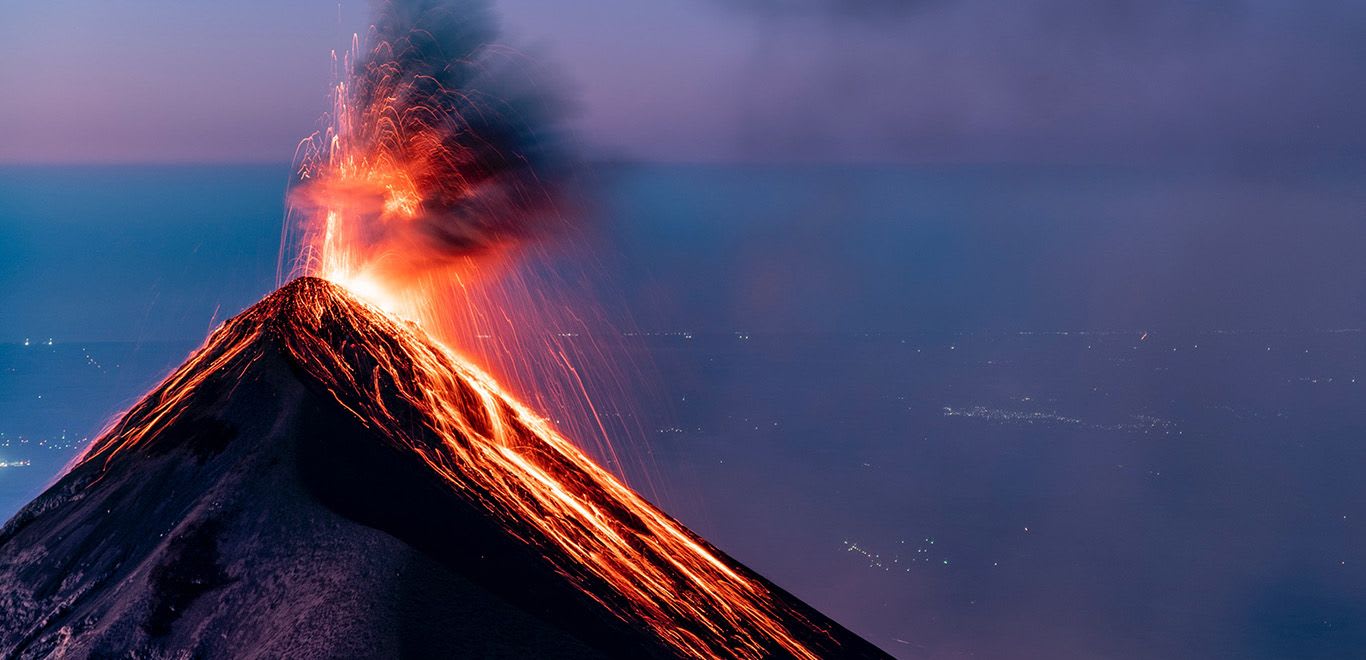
[{"left": 286, "top": 0, "right": 566, "bottom": 281}]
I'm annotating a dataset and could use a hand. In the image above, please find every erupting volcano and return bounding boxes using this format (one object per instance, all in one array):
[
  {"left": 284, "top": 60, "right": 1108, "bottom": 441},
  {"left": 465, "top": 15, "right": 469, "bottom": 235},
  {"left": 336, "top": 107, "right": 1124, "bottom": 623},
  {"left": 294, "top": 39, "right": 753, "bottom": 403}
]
[
  {"left": 0, "top": 279, "right": 882, "bottom": 658},
  {"left": 0, "top": 0, "right": 885, "bottom": 657}
]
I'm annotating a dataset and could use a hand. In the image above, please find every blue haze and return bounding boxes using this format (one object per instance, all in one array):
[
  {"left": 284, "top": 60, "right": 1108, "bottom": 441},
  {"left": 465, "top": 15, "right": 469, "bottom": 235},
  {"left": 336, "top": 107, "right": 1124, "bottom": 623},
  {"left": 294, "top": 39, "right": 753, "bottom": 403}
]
[{"left": 1, "top": 165, "right": 1365, "bottom": 657}]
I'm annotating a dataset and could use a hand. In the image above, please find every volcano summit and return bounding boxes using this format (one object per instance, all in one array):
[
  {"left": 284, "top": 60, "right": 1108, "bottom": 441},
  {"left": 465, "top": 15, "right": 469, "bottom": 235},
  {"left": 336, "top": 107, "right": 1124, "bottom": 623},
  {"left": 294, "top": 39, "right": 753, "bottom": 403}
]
[{"left": 0, "top": 278, "right": 885, "bottom": 659}]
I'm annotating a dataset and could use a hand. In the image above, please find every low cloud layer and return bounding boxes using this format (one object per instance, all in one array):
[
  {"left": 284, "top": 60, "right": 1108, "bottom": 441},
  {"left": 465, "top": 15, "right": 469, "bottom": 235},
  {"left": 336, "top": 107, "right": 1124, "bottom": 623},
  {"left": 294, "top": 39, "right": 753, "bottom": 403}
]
[
  {"left": 2, "top": 0, "right": 1361, "bottom": 163},
  {"left": 709, "top": 0, "right": 1366, "bottom": 162},
  {"left": 712, "top": 0, "right": 925, "bottom": 20}
]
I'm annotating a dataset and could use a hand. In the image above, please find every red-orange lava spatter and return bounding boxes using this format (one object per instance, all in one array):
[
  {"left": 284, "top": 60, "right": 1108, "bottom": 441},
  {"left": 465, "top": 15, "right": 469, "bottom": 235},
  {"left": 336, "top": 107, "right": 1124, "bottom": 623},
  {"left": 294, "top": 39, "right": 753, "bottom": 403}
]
[
  {"left": 80, "top": 279, "right": 844, "bottom": 659},
  {"left": 79, "top": 5, "right": 861, "bottom": 656}
]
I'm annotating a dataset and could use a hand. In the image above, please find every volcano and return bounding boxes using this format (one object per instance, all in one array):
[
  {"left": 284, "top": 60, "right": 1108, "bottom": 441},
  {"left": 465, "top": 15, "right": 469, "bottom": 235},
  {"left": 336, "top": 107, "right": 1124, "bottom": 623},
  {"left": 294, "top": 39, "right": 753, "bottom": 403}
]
[{"left": 0, "top": 278, "right": 886, "bottom": 659}]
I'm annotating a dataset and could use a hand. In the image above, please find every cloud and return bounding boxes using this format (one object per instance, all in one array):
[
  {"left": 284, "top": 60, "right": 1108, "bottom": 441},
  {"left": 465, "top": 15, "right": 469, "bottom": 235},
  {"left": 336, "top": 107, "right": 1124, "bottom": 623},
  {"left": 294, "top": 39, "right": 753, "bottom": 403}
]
[
  {"left": 708, "top": 0, "right": 1366, "bottom": 162},
  {"left": 712, "top": 0, "right": 926, "bottom": 21}
]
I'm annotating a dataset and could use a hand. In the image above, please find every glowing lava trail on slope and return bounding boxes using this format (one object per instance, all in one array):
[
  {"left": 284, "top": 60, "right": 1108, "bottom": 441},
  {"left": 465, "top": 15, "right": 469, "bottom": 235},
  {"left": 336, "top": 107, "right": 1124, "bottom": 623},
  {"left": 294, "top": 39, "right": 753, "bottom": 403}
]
[
  {"left": 80, "top": 279, "right": 843, "bottom": 659},
  {"left": 73, "top": 1, "right": 871, "bottom": 657},
  {"left": 276, "top": 0, "right": 647, "bottom": 479}
]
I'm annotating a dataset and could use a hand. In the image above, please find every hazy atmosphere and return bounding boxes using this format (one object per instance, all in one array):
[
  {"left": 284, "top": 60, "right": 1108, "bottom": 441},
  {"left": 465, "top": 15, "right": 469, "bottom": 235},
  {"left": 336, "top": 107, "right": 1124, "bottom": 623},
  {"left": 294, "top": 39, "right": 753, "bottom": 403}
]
[
  {"left": 3, "top": 1, "right": 1364, "bottom": 164},
  {"left": 2, "top": 2, "right": 1364, "bottom": 658}
]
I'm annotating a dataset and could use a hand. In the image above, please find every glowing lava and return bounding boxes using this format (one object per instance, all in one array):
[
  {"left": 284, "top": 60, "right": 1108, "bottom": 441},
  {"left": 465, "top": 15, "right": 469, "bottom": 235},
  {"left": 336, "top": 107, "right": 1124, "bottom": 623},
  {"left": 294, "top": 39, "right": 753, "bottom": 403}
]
[
  {"left": 79, "top": 278, "right": 842, "bottom": 659},
  {"left": 77, "top": 2, "right": 865, "bottom": 657},
  {"left": 278, "top": 12, "right": 563, "bottom": 328}
]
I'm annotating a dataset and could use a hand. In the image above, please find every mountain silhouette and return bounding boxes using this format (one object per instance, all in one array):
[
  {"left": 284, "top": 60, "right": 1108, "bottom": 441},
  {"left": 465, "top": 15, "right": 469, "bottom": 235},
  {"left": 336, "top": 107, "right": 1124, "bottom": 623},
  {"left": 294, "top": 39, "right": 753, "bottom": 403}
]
[{"left": 0, "top": 277, "right": 887, "bottom": 659}]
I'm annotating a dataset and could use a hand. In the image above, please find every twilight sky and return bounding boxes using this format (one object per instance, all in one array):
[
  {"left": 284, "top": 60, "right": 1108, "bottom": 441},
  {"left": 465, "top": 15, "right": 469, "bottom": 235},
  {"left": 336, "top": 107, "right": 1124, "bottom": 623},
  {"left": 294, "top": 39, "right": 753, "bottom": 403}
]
[{"left": 1, "top": 0, "right": 1363, "bottom": 164}]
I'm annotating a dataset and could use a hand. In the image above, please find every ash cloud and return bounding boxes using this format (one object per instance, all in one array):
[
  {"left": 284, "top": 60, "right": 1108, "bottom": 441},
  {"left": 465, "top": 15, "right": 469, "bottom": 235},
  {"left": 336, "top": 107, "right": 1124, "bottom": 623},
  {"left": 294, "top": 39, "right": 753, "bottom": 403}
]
[{"left": 289, "top": 0, "right": 568, "bottom": 273}]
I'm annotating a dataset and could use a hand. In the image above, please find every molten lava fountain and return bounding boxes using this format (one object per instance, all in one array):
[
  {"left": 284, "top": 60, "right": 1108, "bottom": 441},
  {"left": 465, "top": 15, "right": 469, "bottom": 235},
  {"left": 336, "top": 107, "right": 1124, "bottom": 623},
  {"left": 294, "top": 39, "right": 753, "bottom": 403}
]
[{"left": 79, "top": 1, "right": 875, "bottom": 658}]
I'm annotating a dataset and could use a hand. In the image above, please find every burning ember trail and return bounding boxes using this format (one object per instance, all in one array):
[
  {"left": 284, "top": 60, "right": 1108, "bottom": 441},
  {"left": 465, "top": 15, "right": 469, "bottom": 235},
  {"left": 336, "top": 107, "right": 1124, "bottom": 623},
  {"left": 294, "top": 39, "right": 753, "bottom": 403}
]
[
  {"left": 68, "top": 1, "right": 871, "bottom": 658},
  {"left": 80, "top": 279, "right": 839, "bottom": 659},
  {"left": 279, "top": 0, "right": 563, "bottom": 324}
]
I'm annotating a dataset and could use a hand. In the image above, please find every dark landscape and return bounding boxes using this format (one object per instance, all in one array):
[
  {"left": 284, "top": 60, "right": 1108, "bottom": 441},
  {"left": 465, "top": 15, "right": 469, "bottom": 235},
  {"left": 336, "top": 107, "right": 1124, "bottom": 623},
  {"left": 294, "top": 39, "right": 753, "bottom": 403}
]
[{"left": 0, "top": 278, "right": 884, "bottom": 658}]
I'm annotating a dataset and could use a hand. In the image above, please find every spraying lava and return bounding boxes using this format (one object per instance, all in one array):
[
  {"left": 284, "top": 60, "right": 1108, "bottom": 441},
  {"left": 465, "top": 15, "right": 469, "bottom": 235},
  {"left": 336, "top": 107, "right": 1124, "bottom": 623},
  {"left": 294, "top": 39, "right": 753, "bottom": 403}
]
[
  {"left": 38, "top": 1, "right": 886, "bottom": 658},
  {"left": 277, "top": 0, "right": 633, "bottom": 469},
  {"left": 280, "top": 0, "right": 564, "bottom": 324}
]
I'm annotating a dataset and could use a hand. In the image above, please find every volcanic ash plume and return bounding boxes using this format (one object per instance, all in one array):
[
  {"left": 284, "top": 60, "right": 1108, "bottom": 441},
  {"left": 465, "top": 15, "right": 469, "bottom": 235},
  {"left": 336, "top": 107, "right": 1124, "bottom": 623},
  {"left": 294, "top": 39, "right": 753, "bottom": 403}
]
[{"left": 282, "top": 0, "right": 565, "bottom": 290}]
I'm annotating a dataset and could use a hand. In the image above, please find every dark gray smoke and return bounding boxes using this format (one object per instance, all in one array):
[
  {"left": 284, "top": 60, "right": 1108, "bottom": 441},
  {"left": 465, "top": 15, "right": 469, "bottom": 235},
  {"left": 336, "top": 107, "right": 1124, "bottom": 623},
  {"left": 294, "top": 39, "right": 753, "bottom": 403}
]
[{"left": 288, "top": 0, "right": 567, "bottom": 273}]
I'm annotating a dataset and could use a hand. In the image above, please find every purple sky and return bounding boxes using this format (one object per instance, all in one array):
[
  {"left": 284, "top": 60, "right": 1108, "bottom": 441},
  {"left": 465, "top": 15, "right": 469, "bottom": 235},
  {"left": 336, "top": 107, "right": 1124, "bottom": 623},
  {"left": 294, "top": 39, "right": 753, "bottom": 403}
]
[{"left": 2, "top": 0, "right": 1363, "bottom": 163}]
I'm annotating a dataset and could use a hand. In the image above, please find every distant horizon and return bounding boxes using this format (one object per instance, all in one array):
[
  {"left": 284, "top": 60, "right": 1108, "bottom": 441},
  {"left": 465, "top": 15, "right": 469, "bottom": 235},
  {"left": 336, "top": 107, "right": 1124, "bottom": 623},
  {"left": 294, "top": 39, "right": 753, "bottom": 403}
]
[
  {"left": 5, "top": 327, "right": 1366, "bottom": 351},
  {"left": 4, "top": 156, "right": 1363, "bottom": 169},
  {"left": 4, "top": 164, "right": 1364, "bottom": 344}
]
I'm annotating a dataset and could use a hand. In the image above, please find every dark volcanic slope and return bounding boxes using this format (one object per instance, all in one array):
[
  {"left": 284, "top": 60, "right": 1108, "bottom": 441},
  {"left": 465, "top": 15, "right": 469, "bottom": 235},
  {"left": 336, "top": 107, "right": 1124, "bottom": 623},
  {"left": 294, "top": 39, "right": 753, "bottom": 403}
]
[{"left": 0, "top": 278, "right": 887, "bottom": 659}]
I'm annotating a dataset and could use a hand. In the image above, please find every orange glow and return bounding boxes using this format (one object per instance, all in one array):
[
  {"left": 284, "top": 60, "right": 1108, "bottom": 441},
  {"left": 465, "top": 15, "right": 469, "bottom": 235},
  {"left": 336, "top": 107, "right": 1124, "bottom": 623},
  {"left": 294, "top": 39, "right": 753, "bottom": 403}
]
[
  {"left": 278, "top": 33, "right": 555, "bottom": 325},
  {"left": 78, "top": 16, "right": 846, "bottom": 660},
  {"left": 277, "top": 23, "right": 654, "bottom": 496},
  {"left": 78, "top": 278, "right": 835, "bottom": 659}
]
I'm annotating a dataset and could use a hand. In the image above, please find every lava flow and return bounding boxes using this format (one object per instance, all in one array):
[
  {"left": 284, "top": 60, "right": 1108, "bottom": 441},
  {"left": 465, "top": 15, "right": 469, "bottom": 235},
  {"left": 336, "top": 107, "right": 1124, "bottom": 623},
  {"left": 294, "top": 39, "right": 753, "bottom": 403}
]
[
  {"left": 276, "top": 0, "right": 640, "bottom": 472},
  {"left": 75, "top": 1, "right": 871, "bottom": 657},
  {"left": 79, "top": 278, "right": 851, "bottom": 659}
]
